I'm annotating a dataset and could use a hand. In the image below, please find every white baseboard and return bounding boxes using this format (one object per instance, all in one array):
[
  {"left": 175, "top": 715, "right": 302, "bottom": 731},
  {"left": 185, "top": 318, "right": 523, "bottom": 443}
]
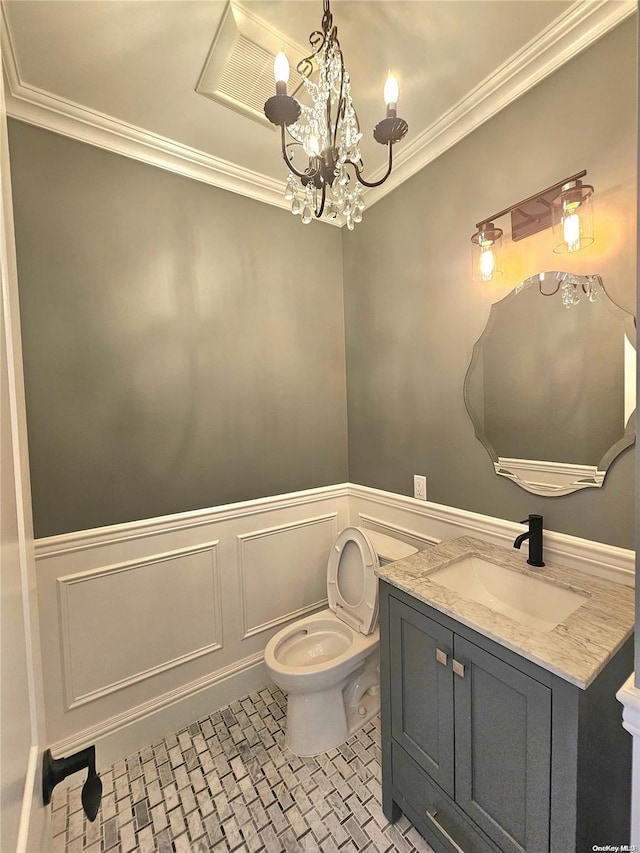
[{"left": 50, "top": 651, "right": 268, "bottom": 772}]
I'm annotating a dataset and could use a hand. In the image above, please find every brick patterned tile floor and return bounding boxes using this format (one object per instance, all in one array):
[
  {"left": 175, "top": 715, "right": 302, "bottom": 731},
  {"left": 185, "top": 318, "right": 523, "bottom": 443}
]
[{"left": 51, "top": 684, "right": 434, "bottom": 853}]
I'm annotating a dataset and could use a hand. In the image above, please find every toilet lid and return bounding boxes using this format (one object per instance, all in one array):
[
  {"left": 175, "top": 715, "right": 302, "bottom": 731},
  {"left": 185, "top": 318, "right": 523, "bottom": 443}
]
[{"left": 327, "top": 527, "right": 379, "bottom": 635}]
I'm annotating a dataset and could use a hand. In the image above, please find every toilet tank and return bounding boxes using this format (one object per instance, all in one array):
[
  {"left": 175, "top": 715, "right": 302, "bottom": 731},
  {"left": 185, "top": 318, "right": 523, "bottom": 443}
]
[{"left": 364, "top": 530, "right": 418, "bottom": 566}]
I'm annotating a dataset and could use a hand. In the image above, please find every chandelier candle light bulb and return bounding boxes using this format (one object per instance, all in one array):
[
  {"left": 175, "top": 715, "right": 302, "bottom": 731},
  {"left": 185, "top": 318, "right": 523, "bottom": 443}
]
[
  {"left": 274, "top": 51, "right": 290, "bottom": 92},
  {"left": 384, "top": 73, "right": 399, "bottom": 115}
]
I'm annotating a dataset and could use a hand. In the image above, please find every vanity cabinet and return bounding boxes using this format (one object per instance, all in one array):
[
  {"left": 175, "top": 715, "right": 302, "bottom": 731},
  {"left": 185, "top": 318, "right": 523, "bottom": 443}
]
[{"left": 379, "top": 581, "right": 633, "bottom": 853}]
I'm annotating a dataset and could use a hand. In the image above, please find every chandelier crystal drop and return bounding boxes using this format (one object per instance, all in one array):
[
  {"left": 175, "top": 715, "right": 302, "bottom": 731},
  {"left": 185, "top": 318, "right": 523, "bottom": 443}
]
[{"left": 263, "top": 0, "right": 408, "bottom": 228}]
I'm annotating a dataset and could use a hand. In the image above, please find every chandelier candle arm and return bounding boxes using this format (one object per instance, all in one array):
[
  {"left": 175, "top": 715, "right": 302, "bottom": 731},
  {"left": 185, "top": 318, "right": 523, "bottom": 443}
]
[
  {"left": 279, "top": 126, "right": 317, "bottom": 182},
  {"left": 262, "top": 0, "right": 409, "bottom": 227},
  {"left": 351, "top": 144, "right": 394, "bottom": 189}
]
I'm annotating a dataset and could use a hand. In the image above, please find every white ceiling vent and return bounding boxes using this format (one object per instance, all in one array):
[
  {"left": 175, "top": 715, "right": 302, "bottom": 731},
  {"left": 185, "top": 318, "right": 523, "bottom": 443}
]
[{"left": 196, "top": 2, "right": 308, "bottom": 128}]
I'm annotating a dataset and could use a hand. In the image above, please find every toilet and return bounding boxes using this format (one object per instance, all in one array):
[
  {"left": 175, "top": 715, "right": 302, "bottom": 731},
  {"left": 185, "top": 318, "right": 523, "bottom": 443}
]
[{"left": 264, "top": 526, "right": 418, "bottom": 756}]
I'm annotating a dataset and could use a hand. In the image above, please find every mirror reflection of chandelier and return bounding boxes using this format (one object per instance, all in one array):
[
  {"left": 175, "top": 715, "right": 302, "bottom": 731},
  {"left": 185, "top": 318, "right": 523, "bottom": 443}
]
[{"left": 263, "top": 0, "right": 409, "bottom": 229}]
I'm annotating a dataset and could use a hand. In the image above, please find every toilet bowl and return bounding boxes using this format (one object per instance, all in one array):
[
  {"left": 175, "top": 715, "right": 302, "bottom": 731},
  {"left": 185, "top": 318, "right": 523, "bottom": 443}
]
[{"left": 264, "top": 526, "right": 418, "bottom": 756}]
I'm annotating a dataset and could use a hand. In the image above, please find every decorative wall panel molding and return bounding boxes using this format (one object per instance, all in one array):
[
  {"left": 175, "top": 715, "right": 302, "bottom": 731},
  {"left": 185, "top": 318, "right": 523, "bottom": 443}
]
[
  {"left": 2, "top": 0, "right": 634, "bottom": 219},
  {"left": 34, "top": 482, "right": 632, "bottom": 775},
  {"left": 237, "top": 513, "right": 338, "bottom": 638},
  {"left": 57, "top": 543, "right": 222, "bottom": 709},
  {"left": 35, "top": 484, "right": 351, "bottom": 766}
]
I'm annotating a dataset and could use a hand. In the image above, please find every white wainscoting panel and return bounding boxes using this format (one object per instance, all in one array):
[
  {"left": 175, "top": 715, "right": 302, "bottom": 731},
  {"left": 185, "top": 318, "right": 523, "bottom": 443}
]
[
  {"left": 35, "top": 485, "right": 350, "bottom": 768},
  {"left": 238, "top": 514, "right": 337, "bottom": 638},
  {"left": 34, "top": 482, "right": 633, "bottom": 772},
  {"left": 58, "top": 543, "right": 222, "bottom": 709}
]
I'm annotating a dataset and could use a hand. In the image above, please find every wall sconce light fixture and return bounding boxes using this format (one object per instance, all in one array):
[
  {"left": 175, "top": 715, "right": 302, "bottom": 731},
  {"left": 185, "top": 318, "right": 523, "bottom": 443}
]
[{"left": 471, "top": 170, "right": 594, "bottom": 282}]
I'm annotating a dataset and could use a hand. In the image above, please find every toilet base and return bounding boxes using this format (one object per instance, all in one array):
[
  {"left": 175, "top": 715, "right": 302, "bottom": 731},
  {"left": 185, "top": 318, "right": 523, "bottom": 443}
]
[
  {"left": 285, "top": 683, "right": 380, "bottom": 757},
  {"left": 344, "top": 686, "right": 379, "bottom": 740}
]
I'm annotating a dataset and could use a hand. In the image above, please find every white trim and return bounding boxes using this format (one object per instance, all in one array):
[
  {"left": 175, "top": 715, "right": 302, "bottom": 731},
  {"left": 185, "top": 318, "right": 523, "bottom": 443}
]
[
  {"left": 237, "top": 513, "right": 338, "bottom": 638},
  {"left": 363, "top": 0, "right": 637, "bottom": 208},
  {"left": 36, "top": 483, "right": 635, "bottom": 587},
  {"left": 57, "top": 543, "right": 223, "bottom": 709},
  {"left": 1, "top": 0, "right": 634, "bottom": 217},
  {"left": 1, "top": 11, "right": 48, "bottom": 850},
  {"left": 348, "top": 484, "right": 635, "bottom": 586},
  {"left": 49, "top": 651, "right": 267, "bottom": 768},
  {"left": 617, "top": 674, "right": 640, "bottom": 846},
  {"left": 15, "top": 745, "right": 47, "bottom": 853},
  {"left": 34, "top": 483, "right": 350, "bottom": 560}
]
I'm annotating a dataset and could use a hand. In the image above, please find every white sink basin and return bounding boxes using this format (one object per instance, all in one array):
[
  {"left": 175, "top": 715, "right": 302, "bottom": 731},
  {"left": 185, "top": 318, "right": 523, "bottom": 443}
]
[{"left": 428, "top": 555, "right": 589, "bottom": 632}]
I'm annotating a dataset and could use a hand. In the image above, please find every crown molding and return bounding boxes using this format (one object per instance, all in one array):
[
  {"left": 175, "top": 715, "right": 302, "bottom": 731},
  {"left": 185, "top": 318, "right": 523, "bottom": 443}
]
[
  {"left": 0, "top": 1, "right": 324, "bottom": 222},
  {"left": 2, "top": 0, "right": 636, "bottom": 221},
  {"left": 364, "top": 0, "right": 638, "bottom": 207}
]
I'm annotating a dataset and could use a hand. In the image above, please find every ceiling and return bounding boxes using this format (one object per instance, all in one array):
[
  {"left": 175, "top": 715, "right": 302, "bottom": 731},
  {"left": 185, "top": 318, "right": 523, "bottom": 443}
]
[{"left": 1, "top": 0, "right": 635, "bottom": 221}]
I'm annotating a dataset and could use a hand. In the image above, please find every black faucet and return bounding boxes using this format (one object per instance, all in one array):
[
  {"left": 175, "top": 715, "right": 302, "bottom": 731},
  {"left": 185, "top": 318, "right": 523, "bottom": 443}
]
[{"left": 513, "top": 514, "right": 545, "bottom": 567}]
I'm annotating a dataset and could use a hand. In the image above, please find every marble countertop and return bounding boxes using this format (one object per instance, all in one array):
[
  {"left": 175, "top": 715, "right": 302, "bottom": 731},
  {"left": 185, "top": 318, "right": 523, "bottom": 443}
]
[{"left": 376, "top": 535, "right": 635, "bottom": 689}]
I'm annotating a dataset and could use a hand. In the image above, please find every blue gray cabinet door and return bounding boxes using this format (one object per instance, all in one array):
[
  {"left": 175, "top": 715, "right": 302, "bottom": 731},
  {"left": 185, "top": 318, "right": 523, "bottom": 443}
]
[
  {"left": 453, "top": 635, "right": 551, "bottom": 853},
  {"left": 389, "top": 597, "right": 455, "bottom": 797}
]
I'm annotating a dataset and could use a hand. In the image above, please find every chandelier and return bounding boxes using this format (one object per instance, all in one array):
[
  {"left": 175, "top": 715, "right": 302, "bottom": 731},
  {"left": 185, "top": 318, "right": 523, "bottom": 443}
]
[{"left": 263, "top": 0, "right": 408, "bottom": 229}]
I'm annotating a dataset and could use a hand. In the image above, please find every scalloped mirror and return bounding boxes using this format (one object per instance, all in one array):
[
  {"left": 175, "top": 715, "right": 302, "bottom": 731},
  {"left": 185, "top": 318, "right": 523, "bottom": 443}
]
[{"left": 464, "top": 272, "right": 636, "bottom": 496}]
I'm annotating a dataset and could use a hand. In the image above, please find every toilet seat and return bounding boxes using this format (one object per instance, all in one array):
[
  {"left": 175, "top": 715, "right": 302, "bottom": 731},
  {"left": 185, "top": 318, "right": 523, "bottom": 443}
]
[{"left": 327, "top": 527, "right": 379, "bottom": 635}]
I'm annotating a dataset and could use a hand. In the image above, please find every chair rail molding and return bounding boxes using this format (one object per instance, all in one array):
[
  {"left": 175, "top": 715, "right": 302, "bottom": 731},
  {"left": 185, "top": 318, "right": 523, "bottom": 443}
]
[{"left": 348, "top": 484, "right": 634, "bottom": 587}]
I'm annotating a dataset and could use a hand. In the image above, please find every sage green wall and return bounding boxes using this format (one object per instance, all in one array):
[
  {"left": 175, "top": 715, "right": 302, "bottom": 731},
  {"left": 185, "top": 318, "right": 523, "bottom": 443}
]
[
  {"left": 9, "top": 121, "right": 348, "bottom": 537},
  {"left": 342, "top": 19, "right": 637, "bottom": 549},
  {"left": 8, "top": 20, "right": 637, "bottom": 548}
]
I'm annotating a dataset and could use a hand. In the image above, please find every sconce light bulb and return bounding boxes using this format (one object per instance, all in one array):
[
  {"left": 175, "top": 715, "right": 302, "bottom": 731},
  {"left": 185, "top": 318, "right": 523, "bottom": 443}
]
[
  {"left": 274, "top": 51, "right": 290, "bottom": 84},
  {"left": 479, "top": 245, "right": 495, "bottom": 282},
  {"left": 384, "top": 73, "right": 399, "bottom": 106},
  {"left": 562, "top": 208, "right": 581, "bottom": 252}
]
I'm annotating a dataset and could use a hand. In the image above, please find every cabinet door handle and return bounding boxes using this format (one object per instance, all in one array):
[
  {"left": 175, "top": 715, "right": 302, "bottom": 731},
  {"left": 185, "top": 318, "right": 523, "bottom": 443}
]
[
  {"left": 426, "top": 809, "right": 466, "bottom": 853},
  {"left": 436, "top": 648, "right": 448, "bottom": 667},
  {"left": 452, "top": 659, "right": 465, "bottom": 678}
]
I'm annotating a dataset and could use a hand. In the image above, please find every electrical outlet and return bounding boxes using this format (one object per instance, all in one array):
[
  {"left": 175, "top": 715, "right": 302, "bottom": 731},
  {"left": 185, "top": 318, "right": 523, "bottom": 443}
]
[{"left": 413, "top": 475, "right": 427, "bottom": 501}]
